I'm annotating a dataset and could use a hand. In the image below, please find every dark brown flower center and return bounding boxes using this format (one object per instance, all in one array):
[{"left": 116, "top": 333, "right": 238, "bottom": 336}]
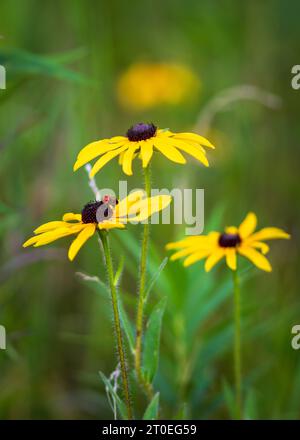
[
  {"left": 219, "top": 233, "right": 241, "bottom": 248},
  {"left": 81, "top": 196, "right": 118, "bottom": 224},
  {"left": 126, "top": 123, "right": 157, "bottom": 142}
]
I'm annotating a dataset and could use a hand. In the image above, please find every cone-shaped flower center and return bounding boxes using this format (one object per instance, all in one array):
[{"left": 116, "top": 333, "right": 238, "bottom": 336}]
[
  {"left": 81, "top": 196, "right": 118, "bottom": 223},
  {"left": 219, "top": 233, "right": 241, "bottom": 248},
  {"left": 126, "top": 123, "right": 157, "bottom": 142}
]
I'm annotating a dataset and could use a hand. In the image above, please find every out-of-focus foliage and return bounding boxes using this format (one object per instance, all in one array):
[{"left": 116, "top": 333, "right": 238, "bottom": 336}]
[{"left": 0, "top": 0, "right": 299, "bottom": 419}]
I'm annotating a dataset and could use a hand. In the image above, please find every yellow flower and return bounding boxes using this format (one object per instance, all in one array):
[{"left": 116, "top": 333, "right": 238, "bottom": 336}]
[
  {"left": 23, "top": 191, "right": 171, "bottom": 261},
  {"left": 117, "top": 62, "right": 200, "bottom": 111},
  {"left": 166, "top": 212, "right": 290, "bottom": 272},
  {"left": 74, "top": 123, "right": 215, "bottom": 177}
]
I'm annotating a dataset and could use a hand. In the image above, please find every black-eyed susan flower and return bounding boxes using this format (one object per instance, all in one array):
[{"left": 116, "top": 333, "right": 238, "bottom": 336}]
[
  {"left": 166, "top": 212, "right": 290, "bottom": 272},
  {"left": 23, "top": 191, "right": 171, "bottom": 261},
  {"left": 168, "top": 212, "right": 290, "bottom": 418},
  {"left": 117, "top": 62, "right": 200, "bottom": 111},
  {"left": 74, "top": 123, "right": 215, "bottom": 177}
]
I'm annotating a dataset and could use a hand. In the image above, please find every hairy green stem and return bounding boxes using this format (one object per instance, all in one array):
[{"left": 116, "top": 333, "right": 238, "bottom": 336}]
[
  {"left": 233, "top": 269, "right": 242, "bottom": 419},
  {"left": 99, "top": 230, "right": 133, "bottom": 420},
  {"left": 135, "top": 165, "right": 154, "bottom": 400}
]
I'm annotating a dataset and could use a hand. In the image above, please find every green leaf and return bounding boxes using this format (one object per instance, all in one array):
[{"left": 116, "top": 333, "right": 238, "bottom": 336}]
[
  {"left": 186, "top": 267, "right": 253, "bottom": 339},
  {"left": 114, "top": 256, "right": 124, "bottom": 287},
  {"left": 143, "top": 392, "right": 160, "bottom": 420},
  {"left": 174, "top": 402, "right": 189, "bottom": 420},
  {"left": 0, "top": 48, "right": 92, "bottom": 85},
  {"left": 222, "top": 378, "right": 238, "bottom": 419},
  {"left": 115, "top": 230, "right": 171, "bottom": 293},
  {"left": 76, "top": 271, "right": 135, "bottom": 354},
  {"left": 118, "top": 298, "right": 135, "bottom": 355},
  {"left": 75, "top": 272, "right": 108, "bottom": 294},
  {"left": 244, "top": 389, "right": 257, "bottom": 420},
  {"left": 47, "top": 47, "right": 88, "bottom": 64},
  {"left": 143, "top": 297, "right": 167, "bottom": 383},
  {"left": 76, "top": 270, "right": 135, "bottom": 354},
  {"left": 145, "top": 257, "right": 169, "bottom": 302},
  {"left": 99, "top": 371, "right": 128, "bottom": 420}
]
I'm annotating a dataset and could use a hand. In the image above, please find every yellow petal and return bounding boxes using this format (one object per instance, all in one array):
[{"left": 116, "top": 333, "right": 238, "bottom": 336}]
[
  {"left": 109, "top": 136, "right": 128, "bottom": 142},
  {"left": 140, "top": 141, "right": 154, "bottom": 168},
  {"left": 116, "top": 190, "right": 145, "bottom": 219},
  {"left": 129, "top": 195, "right": 172, "bottom": 222},
  {"left": 76, "top": 140, "right": 107, "bottom": 160},
  {"left": 204, "top": 248, "right": 225, "bottom": 272},
  {"left": 68, "top": 224, "right": 87, "bottom": 232},
  {"left": 170, "top": 248, "right": 193, "bottom": 261},
  {"left": 76, "top": 138, "right": 126, "bottom": 158},
  {"left": 122, "top": 145, "right": 137, "bottom": 176},
  {"left": 238, "top": 212, "right": 257, "bottom": 239},
  {"left": 169, "top": 139, "right": 209, "bottom": 167},
  {"left": 89, "top": 145, "right": 128, "bottom": 177},
  {"left": 68, "top": 224, "right": 96, "bottom": 261},
  {"left": 157, "top": 129, "right": 173, "bottom": 136},
  {"left": 225, "top": 226, "right": 239, "bottom": 234},
  {"left": 173, "top": 132, "right": 215, "bottom": 149},
  {"left": 166, "top": 233, "right": 218, "bottom": 250},
  {"left": 23, "top": 235, "right": 40, "bottom": 247},
  {"left": 238, "top": 246, "right": 272, "bottom": 272},
  {"left": 247, "top": 227, "right": 290, "bottom": 242},
  {"left": 62, "top": 213, "right": 82, "bottom": 222},
  {"left": 118, "top": 151, "right": 125, "bottom": 165},
  {"left": 170, "top": 245, "right": 204, "bottom": 261},
  {"left": 183, "top": 250, "right": 212, "bottom": 267},
  {"left": 74, "top": 140, "right": 126, "bottom": 171},
  {"left": 226, "top": 248, "right": 237, "bottom": 271},
  {"left": 34, "top": 221, "right": 68, "bottom": 234},
  {"left": 250, "top": 241, "right": 270, "bottom": 254},
  {"left": 207, "top": 231, "right": 222, "bottom": 243},
  {"left": 166, "top": 237, "right": 197, "bottom": 250},
  {"left": 171, "top": 138, "right": 207, "bottom": 154},
  {"left": 153, "top": 138, "right": 186, "bottom": 164},
  {"left": 98, "top": 222, "right": 125, "bottom": 230},
  {"left": 33, "top": 227, "right": 81, "bottom": 247}
]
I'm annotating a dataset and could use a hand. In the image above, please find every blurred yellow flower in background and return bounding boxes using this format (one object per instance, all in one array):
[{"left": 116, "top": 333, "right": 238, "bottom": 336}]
[
  {"left": 166, "top": 212, "right": 290, "bottom": 272},
  {"left": 117, "top": 62, "right": 200, "bottom": 111}
]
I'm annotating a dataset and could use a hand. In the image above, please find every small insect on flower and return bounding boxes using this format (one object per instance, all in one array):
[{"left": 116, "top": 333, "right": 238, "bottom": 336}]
[
  {"left": 73, "top": 123, "right": 215, "bottom": 177},
  {"left": 23, "top": 192, "right": 171, "bottom": 261},
  {"left": 166, "top": 212, "right": 290, "bottom": 272},
  {"left": 117, "top": 62, "right": 200, "bottom": 111}
]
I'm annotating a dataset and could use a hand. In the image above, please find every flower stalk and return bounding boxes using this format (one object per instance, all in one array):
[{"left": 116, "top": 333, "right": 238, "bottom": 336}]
[
  {"left": 232, "top": 269, "right": 242, "bottom": 419},
  {"left": 99, "top": 230, "right": 133, "bottom": 420},
  {"left": 135, "top": 165, "right": 154, "bottom": 399}
]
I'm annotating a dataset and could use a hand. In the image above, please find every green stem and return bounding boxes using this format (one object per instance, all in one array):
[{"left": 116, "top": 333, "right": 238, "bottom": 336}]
[
  {"left": 135, "top": 165, "right": 154, "bottom": 400},
  {"left": 99, "top": 230, "right": 133, "bottom": 420},
  {"left": 232, "top": 269, "right": 242, "bottom": 419}
]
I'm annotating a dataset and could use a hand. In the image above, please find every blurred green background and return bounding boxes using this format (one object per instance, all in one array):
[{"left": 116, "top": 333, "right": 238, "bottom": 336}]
[{"left": 0, "top": 0, "right": 299, "bottom": 419}]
